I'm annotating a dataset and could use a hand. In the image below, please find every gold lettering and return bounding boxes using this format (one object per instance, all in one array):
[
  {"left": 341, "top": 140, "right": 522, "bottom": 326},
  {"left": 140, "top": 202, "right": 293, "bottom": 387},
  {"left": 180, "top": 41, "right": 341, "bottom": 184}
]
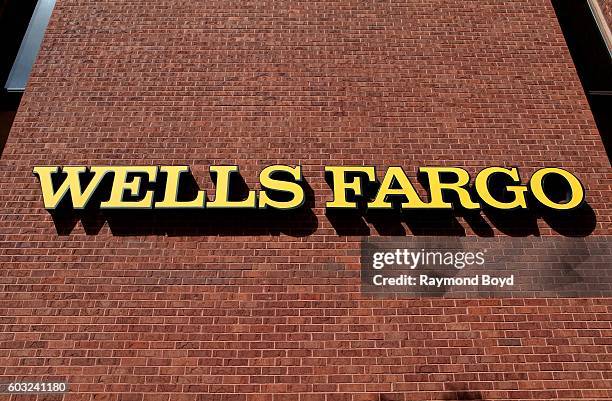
[
  {"left": 529, "top": 168, "right": 584, "bottom": 210},
  {"left": 100, "top": 166, "right": 158, "bottom": 209},
  {"left": 258, "top": 165, "right": 305, "bottom": 210},
  {"left": 33, "top": 166, "right": 109, "bottom": 209},
  {"left": 156, "top": 166, "right": 206, "bottom": 208},
  {"left": 419, "top": 167, "right": 480, "bottom": 209},
  {"left": 208, "top": 165, "right": 257, "bottom": 209},
  {"left": 325, "top": 166, "right": 376, "bottom": 209},
  {"left": 475, "top": 167, "right": 527, "bottom": 209},
  {"left": 369, "top": 167, "right": 428, "bottom": 209}
]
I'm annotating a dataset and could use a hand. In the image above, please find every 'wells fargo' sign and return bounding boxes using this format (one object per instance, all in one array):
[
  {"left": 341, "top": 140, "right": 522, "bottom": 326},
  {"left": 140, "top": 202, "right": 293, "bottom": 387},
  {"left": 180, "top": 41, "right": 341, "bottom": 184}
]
[{"left": 33, "top": 166, "right": 585, "bottom": 211}]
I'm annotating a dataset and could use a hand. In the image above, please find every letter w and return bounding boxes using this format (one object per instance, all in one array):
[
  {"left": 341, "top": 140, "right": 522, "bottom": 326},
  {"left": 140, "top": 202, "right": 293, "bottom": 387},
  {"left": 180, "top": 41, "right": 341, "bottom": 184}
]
[{"left": 33, "top": 166, "right": 109, "bottom": 209}]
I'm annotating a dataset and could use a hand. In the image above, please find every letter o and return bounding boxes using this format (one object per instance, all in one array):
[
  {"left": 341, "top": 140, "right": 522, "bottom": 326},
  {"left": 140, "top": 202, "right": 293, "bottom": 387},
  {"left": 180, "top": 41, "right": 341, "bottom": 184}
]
[{"left": 529, "top": 168, "right": 584, "bottom": 210}]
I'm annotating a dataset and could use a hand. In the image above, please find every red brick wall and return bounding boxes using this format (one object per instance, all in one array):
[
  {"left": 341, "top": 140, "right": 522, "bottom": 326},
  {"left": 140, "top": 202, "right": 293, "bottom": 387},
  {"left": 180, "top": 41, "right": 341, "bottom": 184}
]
[
  {"left": 0, "top": 0, "right": 611, "bottom": 400},
  {"left": 598, "top": 0, "right": 612, "bottom": 28}
]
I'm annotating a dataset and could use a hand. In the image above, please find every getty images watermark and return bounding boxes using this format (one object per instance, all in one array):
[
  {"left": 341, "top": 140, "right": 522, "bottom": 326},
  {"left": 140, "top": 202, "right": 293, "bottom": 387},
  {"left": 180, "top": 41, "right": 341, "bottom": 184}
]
[
  {"left": 371, "top": 248, "right": 514, "bottom": 289},
  {"left": 361, "top": 237, "right": 612, "bottom": 298}
]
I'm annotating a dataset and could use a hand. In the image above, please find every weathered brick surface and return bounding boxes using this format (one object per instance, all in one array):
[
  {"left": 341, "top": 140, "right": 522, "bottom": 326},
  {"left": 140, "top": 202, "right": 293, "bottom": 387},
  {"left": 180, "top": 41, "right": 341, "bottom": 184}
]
[
  {"left": 0, "top": 0, "right": 611, "bottom": 400},
  {"left": 598, "top": 0, "right": 612, "bottom": 27}
]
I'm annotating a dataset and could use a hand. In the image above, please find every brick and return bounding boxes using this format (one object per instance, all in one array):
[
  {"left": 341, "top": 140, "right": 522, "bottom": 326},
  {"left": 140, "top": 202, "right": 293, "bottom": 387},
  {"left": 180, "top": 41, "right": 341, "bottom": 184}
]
[{"left": 0, "top": 0, "right": 610, "bottom": 400}]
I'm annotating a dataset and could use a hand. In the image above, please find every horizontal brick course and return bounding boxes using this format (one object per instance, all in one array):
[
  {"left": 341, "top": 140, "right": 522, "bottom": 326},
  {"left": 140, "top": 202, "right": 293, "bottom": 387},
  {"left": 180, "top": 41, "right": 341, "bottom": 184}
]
[{"left": 0, "top": 0, "right": 611, "bottom": 400}]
